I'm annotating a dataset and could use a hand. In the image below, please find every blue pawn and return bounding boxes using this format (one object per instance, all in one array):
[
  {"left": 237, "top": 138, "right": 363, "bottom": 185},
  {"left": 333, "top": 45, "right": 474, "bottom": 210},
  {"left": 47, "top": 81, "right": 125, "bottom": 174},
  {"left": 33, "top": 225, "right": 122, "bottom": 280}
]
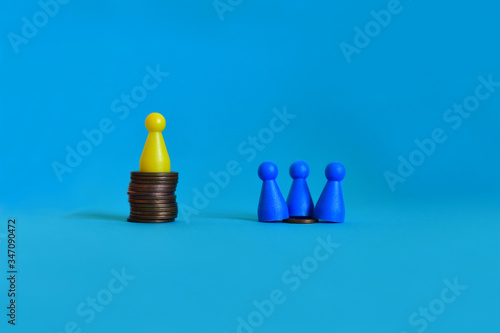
[
  {"left": 287, "top": 161, "right": 314, "bottom": 217},
  {"left": 314, "top": 162, "right": 345, "bottom": 222},
  {"left": 258, "top": 161, "right": 289, "bottom": 222}
]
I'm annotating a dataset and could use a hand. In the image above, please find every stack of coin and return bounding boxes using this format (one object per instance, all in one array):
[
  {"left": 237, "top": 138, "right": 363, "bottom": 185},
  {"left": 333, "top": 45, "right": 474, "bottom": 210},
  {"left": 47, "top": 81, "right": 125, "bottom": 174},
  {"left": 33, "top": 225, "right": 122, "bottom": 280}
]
[{"left": 127, "top": 172, "right": 179, "bottom": 223}]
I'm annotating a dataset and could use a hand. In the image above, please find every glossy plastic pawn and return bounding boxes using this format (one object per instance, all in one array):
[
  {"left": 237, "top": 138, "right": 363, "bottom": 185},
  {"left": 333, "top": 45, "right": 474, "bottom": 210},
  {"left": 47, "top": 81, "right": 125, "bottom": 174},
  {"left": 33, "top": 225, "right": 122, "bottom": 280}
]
[
  {"left": 314, "top": 162, "right": 345, "bottom": 222},
  {"left": 258, "top": 162, "right": 289, "bottom": 222},
  {"left": 286, "top": 161, "right": 314, "bottom": 217},
  {"left": 140, "top": 113, "right": 171, "bottom": 172}
]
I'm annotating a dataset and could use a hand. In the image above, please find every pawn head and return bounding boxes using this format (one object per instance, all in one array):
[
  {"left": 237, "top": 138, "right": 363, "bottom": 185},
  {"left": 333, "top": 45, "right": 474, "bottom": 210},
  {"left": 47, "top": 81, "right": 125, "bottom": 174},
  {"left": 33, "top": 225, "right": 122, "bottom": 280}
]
[
  {"left": 258, "top": 161, "right": 278, "bottom": 181},
  {"left": 145, "top": 113, "right": 166, "bottom": 132},
  {"left": 325, "top": 162, "right": 345, "bottom": 181},
  {"left": 289, "top": 160, "right": 309, "bottom": 179}
]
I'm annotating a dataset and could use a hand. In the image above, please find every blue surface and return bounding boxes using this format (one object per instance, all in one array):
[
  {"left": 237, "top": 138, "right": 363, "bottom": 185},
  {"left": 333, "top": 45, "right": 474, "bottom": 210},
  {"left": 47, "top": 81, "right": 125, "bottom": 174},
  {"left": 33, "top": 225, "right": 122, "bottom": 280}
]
[{"left": 1, "top": 0, "right": 500, "bottom": 332}]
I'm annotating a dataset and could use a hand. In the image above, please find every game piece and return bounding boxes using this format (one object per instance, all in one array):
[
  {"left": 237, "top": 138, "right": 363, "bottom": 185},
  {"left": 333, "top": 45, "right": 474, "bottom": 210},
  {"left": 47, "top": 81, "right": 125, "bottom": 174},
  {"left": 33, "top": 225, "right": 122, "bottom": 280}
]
[
  {"left": 258, "top": 161, "right": 289, "bottom": 222},
  {"left": 286, "top": 160, "right": 314, "bottom": 217},
  {"left": 127, "top": 113, "right": 179, "bottom": 223},
  {"left": 314, "top": 162, "right": 345, "bottom": 222},
  {"left": 140, "top": 113, "right": 171, "bottom": 173}
]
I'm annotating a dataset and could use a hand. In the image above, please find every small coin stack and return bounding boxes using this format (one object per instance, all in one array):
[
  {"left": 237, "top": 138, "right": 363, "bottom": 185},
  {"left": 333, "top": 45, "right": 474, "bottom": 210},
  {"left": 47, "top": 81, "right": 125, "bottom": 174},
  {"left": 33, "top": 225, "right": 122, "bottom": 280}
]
[{"left": 127, "top": 172, "right": 179, "bottom": 223}]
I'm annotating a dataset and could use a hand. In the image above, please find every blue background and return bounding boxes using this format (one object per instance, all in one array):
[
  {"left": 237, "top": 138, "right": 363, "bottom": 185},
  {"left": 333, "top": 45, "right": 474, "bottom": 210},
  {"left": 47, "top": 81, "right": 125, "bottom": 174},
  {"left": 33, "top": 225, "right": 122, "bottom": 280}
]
[{"left": 1, "top": 0, "right": 499, "bottom": 332}]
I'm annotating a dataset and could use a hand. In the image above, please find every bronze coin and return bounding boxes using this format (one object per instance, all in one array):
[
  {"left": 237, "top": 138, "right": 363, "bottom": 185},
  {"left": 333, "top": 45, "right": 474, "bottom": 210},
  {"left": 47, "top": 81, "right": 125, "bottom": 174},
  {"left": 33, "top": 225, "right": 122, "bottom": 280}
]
[
  {"left": 132, "top": 188, "right": 176, "bottom": 193},
  {"left": 129, "top": 203, "right": 177, "bottom": 208},
  {"left": 130, "top": 206, "right": 178, "bottom": 213},
  {"left": 130, "top": 178, "right": 177, "bottom": 182},
  {"left": 130, "top": 207, "right": 178, "bottom": 213},
  {"left": 131, "top": 176, "right": 178, "bottom": 181},
  {"left": 129, "top": 182, "right": 177, "bottom": 185},
  {"left": 128, "top": 198, "right": 176, "bottom": 203},
  {"left": 130, "top": 180, "right": 178, "bottom": 185},
  {"left": 131, "top": 173, "right": 178, "bottom": 177},
  {"left": 127, "top": 191, "right": 176, "bottom": 197},
  {"left": 128, "top": 196, "right": 176, "bottom": 200},
  {"left": 130, "top": 205, "right": 177, "bottom": 211},
  {"left": 128, "top": 188, "right": 176, "bottom": 194},
  {"left": 128, "top": 197, "right": 176, "bottom": 202},
  {"left": 127, "top": 217, "right": 175, "bottom": 223},
  {"left": 129, "top": 201, "right": 177, "bottom": 206},
  {"left": 282, "top": 217, "right": 318, "bottom": 224},
  {"left": 131, "top": 171, "right": 178, "bottom": 176},
  {"left": 128, "top": 184, "right": 177, "bottom": 190},
  {"left": 131, "top": 174, "right": 177, "bottom": 177},
  {"left": 128, "top": 195, "right": 176, "bottom": 199},
  {"left": 131, "top": 173, "right": 178, "bottom": 179},
  {"left": 130, "top": 210, "right": 178, "bottom": 217},
  {"left": 130, "top": 213, "right": 178, "bottom": 218},
  {"left": 129, "top": 214, "right": 177, "bottom": 220},
  {"left": 130, "top": 201, "right": 177, "bottom": 206},
  {"left": 128, "top": 199, "right": 177, "bottom": 204},
  {"left": 128, "top": 189, "right": 177, "bottom": 193},
  {"left": 128, "top": 191, "right": 177, "bottom": 195},
  {"left": 130, "top": 183, "right": 177, "bottom": 187},
  {"left": 130, "top": 212, "right": 178, "bottom": 218}
]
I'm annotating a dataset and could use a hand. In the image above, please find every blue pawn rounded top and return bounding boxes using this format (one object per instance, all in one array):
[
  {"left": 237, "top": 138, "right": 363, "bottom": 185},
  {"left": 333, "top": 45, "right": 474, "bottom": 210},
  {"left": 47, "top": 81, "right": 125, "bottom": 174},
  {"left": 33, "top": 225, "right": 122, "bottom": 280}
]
[
  {"left": 289, "top": 160, "right": 309, "bottom": 179},
  {"left": 326, "top": 162, "right": 345, "bottom": 181},
  {"left": 258, "top": 161, "right": 278, "bottom": 181}
]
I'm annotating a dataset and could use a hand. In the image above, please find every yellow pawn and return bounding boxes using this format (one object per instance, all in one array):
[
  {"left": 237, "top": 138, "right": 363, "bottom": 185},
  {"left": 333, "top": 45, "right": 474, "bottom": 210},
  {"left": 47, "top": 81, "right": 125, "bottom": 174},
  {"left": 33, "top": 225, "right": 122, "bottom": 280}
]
[{"left": 139, "top": 113, "right": 171, "bottom": 172}]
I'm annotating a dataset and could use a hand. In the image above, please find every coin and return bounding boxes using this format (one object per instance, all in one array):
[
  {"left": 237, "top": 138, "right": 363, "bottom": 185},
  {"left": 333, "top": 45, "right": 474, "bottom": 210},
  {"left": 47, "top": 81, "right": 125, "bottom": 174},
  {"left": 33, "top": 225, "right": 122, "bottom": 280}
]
[
  {"left": 128, "top": 198, "right": 177, "bottom": 204},
  {"left": 131, "top": 172, "right": 178, "bottom": 178},
  {"left": 129, "top": 180, "right": 178, "bottom": 185},
  {"left": 130, "top": 204, "right": 179, "bottom": 212},
  {"left": 128, "top": 184, "right": 177, "bottom": 190},
  {"left": 128, "top": 195, "right": 176, "bottom": 199},
  {"left": 128, "top": 188, "right": 177, "bottom": 194},
  {"left": 129, "top": 214, "right": 177, "bottom": 220},
  {"left": 131, "top": 171, "right": 178, "bottom": 175},
  {"left": 128, "top": 197, "right": 176, "bottom": 202},
  {"left": 130, "top": 213, "right": 177, "bottom": 218},
  {"left": 127, "top": 217, "right": 175, "bottom": 223},
  {"left": 129, "top": 202, "right": 177, "bottom": 206},
  {"left": 130, "top": 209, "right": 178, "bottom": 217},
  {"left": 130, "top": 179, "right": 177, "bottom": 184},
  {"left": 129, "top": 210, "right": 178, "bottom": 214},
  {"left": 131, "top": 176, "right": 178, "bottom": 181},
  {"left": 129, "top": 203, "right": 177, "bottom": 208},
  {"left": 131, "top": 172, "right": 177, "bottom": 176},
  {"left": 127, "top": 191, "right": 176, "bottom": 197},
  {"left": 282, "top": 217, "right": 318, "bottom": 224},
  {"left": 131, "top": 172, "right": 178, "bottom": 175},
  {"left": 130, "top": 205, "right": 177, "bottom": 210}
]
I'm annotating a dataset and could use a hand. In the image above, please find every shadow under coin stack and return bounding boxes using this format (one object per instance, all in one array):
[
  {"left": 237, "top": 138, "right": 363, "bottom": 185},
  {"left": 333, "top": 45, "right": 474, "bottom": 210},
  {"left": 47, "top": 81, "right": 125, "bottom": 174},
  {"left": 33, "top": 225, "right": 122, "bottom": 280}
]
[{"left": 127, "top": 172, "right": 179, "bottom": 223}]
